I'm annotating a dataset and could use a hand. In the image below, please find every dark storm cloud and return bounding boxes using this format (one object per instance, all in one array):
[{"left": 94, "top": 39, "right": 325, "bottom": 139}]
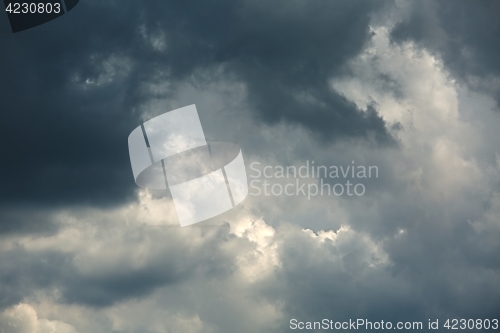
[
  {"left": 0, "top": 13, "right": 143, "bottom": 209},
  {"left": 267, "top": 229, "right": 424, "bottom": 324},
  {"left": 257, "top": 223, "right": 500, "bottom": 328},
  {"left": 390, "top": 0, "right": 500, "bottom": 105},
  {"left": 0, "top": 225, "right": 236, "bottom": 309},
  {"left": 0, "top": 207, "right": 60, "bottom": 235},
  {"left": 138, "top": 0, "right": 392, "bottom": 141},
  {"left": 0, "top": 0, "right": 391, "bottom": 216}
]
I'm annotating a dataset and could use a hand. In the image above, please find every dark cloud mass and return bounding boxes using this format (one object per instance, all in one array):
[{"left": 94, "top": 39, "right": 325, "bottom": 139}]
[
  {"left": 0, "top": 0, "right": 388, "bottom": 210},
  {"left": 391, "top": 0, "right": 500, "bottom": 105}
]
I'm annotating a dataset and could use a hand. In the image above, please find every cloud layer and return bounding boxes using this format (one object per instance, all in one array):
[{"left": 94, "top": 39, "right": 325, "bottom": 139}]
[{"left": 1, "top": 0, "right": 500, "bottom": 332}]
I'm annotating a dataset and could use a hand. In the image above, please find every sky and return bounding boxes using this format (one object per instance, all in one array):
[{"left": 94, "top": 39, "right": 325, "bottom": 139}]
[{"left": 0, "top": 0, "right": 499, "bottom": 332}]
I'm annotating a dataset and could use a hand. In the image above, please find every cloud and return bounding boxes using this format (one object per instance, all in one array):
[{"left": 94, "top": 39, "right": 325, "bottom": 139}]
[
  {"left": 0, "top": 0, "right": 391, "bottom": 215},
  {"left": 327, "top": 24, "right": 500, "bottom": 319},
  {"left": 0, "top": 303, "right": 78, "bottom": 333},
  {"left": 1, "top": 1, "right": 500, "bottom": 332},
  {"left": 390, "top": 0, "right": 500, "bottom": 106},
  {"left": 0, "top": 191, "right": 238, "bottom": 308}
]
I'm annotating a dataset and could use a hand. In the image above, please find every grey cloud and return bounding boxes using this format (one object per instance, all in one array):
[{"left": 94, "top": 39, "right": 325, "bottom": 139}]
[
  {"left": 1, "top": 1, "right": 500, "bottom": 332},
  {"left": 0, "top": 0, "right": 391, "bottom": 218},
  {"left": 390, "top": 0, "right": 500, "bottom": 106},
  {"left": 0, "top": 219, "right": 236, "bottom": 309}
]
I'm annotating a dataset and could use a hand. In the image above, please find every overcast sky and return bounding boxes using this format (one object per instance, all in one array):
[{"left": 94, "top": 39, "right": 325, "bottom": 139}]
[{"left": 0, "top": 0, "right": 500, "bottom": 332}]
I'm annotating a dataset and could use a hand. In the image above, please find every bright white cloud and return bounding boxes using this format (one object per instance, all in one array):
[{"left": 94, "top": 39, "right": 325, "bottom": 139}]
[{"left": 0, "top": 304, "right": 78, "bottom": 333}]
